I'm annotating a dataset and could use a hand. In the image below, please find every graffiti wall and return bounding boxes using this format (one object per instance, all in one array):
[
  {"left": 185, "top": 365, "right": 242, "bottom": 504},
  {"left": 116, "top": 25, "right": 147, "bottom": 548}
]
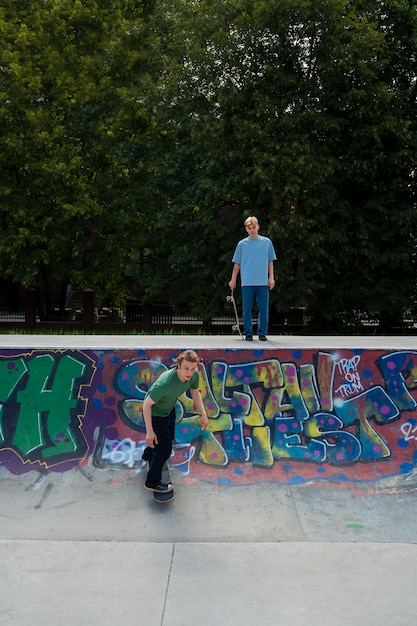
[{"left": 1, "top": 346, "right": 417, "bottom": 488}]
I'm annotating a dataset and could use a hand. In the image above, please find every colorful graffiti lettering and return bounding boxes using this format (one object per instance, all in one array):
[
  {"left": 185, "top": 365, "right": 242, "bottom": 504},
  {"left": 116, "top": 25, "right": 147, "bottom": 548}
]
[
  {"left": 1, "top": 347, "right": 417, "bottom": 487},
  {"left": 0, "top": 350, "right": 98, "bottom": 473},
  {"left": 401, "top": 420, "right": 417, "bottom": 442}
]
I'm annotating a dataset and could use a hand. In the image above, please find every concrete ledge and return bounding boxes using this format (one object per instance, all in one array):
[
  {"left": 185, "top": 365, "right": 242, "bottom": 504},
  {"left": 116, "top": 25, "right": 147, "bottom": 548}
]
[{"left": 2, "top": 333, "right": 417, "bottom": 349}]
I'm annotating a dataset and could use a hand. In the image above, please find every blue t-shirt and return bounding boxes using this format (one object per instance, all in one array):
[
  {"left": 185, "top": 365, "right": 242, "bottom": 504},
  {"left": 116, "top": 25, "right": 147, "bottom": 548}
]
[{"left": 232, "top": 236, "right": 277, "bottom": 286}]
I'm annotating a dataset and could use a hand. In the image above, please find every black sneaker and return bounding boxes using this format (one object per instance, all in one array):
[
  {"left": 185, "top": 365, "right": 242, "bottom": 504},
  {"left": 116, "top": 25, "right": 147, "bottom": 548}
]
[
  {"left": 259, "top": 335, "right": 267, "bottom": 341},
  {"left": 144, "top": 481, "right": 173, "bottom": 493},
  {"left": 245, "top": 335, "right": 253, "bottom": 341}
]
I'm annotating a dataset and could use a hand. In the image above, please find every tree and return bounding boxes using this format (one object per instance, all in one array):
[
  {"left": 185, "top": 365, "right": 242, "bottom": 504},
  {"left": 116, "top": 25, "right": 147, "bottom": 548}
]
[
  {"left": 139, "top": 0, "right": 417, "bottom": 331},
  {"left": 2, "top": 0, "right": 415, "bottom": 332},
  {"left": 0, "top": 0, "right": 158, "bottom": 315}
]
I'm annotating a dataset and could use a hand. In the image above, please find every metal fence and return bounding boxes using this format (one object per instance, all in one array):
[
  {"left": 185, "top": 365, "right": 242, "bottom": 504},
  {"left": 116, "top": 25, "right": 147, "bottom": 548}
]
[
  {"left": 2, "top": 288, "right": 413, "bottom": 334},
  {"left": 0, "top": 289, "right": 241, "bottom": 333}
]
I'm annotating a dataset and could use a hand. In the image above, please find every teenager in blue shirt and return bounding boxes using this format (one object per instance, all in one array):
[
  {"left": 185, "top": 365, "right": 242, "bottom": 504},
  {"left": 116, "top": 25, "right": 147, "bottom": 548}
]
[{"left": 229, "top": 216, "right": 276, "bottom": 341}]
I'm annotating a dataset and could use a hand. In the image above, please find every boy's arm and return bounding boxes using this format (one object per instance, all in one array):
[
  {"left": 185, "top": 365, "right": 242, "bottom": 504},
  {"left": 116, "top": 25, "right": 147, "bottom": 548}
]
[
  {"left": 142, "top": 395, "right": 158, "bottom": 447},
  {"left": 190, "top": 387, "right": 209, "bottom": 430},
  {"left": 229, "top": 263, "right": 240, "bottom": 290},
  {"left": 268, "top": 260, "right": 275, "bottom": 290}
]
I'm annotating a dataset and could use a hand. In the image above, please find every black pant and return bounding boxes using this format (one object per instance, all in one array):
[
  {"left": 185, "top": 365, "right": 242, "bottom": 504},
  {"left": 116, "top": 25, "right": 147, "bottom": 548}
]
[{"left": 145, "top": 408, "right": 176, "bottom": 486}]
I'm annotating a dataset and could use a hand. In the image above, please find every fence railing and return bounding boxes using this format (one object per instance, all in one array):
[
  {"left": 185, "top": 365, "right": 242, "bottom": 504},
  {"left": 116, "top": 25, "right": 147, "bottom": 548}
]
[
  {"left": 3, "top": 288, "right": 414, "bottom": 334},
  {"left": 0, "top": 289, "right": 312, "bottom": 334}
]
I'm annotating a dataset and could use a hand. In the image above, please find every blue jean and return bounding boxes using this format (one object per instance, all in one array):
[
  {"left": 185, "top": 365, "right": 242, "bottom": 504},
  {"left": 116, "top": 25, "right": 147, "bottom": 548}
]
[
  {"left": 241, "top": 286, "right": 269, "bottom": 336},
  {"left": 145, "top": 408, "right": 176, "bottom": 486}
]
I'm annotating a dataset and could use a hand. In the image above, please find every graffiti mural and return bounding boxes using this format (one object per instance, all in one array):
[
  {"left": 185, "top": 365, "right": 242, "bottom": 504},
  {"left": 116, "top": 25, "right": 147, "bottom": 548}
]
[{"left": 1, "top": 346, "right": 417, "bottom": 487}]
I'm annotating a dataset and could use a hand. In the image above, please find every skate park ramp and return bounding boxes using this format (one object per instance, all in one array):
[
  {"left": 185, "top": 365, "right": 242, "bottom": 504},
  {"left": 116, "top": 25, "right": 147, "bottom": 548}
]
[{"left": 0, "top": 334, "right": 417, "bottom": 626}]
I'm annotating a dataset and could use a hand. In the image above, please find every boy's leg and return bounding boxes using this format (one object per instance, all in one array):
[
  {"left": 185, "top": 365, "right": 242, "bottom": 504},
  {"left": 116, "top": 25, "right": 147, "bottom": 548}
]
[
  {"left": 256, "top": 286, "right": 269, "bottom": 336},
  {"left": 142, "top": 446, "right": 154, "bottom": 462},
  {"left": 241, "top": 286, "right": 255, "bottom": 336},
  {"left": 145, "top": 414, "right": 174, "bottom": 487}
]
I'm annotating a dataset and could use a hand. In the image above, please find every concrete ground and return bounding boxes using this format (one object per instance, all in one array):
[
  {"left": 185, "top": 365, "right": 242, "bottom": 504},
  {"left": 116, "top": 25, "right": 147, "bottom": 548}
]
[
  {"left": 1, "top": 462, "right": 416, "bottom": 626},
  {"left": 1, "top": 334, "right": 417, "bottom": 625}
]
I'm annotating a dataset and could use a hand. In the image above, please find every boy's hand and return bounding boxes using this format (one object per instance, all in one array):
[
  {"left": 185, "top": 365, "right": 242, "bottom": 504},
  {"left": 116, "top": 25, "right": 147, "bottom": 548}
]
[{"left": 145, "top": 429, "right": 158, "bottom": 448}]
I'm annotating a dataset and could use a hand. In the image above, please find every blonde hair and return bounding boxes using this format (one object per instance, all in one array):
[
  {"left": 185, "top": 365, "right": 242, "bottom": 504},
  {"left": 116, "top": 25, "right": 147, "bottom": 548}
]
[
  {"left": 244, "top": 216, "right": 259, "bottom": 227},
  {"left": 174, "top": 349, "right": 200, "bottom": 367}
]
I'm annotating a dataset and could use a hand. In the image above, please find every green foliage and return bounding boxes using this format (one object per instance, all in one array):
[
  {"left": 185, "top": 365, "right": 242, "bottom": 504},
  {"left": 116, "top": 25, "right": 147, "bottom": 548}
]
[
  {"left": 143, "top": 0, "right": 417, "bottom": 330},
  {"left": 0, "top": 0, "right": 416, "bottom": 332},
  {"left": 0, "top": 0, "right": 158, "bottom": 296}
]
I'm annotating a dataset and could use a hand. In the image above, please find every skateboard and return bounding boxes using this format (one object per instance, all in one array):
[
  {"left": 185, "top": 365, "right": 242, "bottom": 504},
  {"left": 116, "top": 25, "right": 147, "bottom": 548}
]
[
  {"left": 148, "top": 460, "right": 175, "bottom": 504},
  {"left": 226, "top": 290, "right": 244, "bottom": 339}
]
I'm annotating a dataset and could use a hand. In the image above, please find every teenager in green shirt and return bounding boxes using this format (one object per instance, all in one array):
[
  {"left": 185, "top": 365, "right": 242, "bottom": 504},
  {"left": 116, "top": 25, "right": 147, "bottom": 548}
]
[{"left": 142, "top": 349, "right": 208, "bottom": 493}]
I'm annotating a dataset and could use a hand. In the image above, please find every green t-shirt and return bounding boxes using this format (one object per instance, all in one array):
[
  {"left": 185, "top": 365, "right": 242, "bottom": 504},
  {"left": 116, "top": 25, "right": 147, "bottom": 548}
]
[{"left": 146, "top": 367, "right": 200, "bottom": 417}]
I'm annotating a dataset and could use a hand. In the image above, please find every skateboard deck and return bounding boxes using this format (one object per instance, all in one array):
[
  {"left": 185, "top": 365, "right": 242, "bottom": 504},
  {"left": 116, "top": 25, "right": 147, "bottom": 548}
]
[
  {"left": 226, "top": 290, "right": 244, "bottom": 339},
  {"left": 151, "top": 461, "right": 175, "bottom": 504}
]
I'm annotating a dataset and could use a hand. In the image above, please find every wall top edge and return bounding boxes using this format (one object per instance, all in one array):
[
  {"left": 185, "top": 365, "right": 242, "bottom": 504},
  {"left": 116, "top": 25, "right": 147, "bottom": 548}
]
[{"left": 0, "top": 334, "right": 417, "bottom": 351}]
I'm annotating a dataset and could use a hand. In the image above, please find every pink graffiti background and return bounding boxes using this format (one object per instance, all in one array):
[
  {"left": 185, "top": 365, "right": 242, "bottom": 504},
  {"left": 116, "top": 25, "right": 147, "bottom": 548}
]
[
  {"left": 1, "top": 347, "right": 417, "bottom": 489},
  {"left": 95, "top": 348, "right": 417, "bottom": 488}
]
